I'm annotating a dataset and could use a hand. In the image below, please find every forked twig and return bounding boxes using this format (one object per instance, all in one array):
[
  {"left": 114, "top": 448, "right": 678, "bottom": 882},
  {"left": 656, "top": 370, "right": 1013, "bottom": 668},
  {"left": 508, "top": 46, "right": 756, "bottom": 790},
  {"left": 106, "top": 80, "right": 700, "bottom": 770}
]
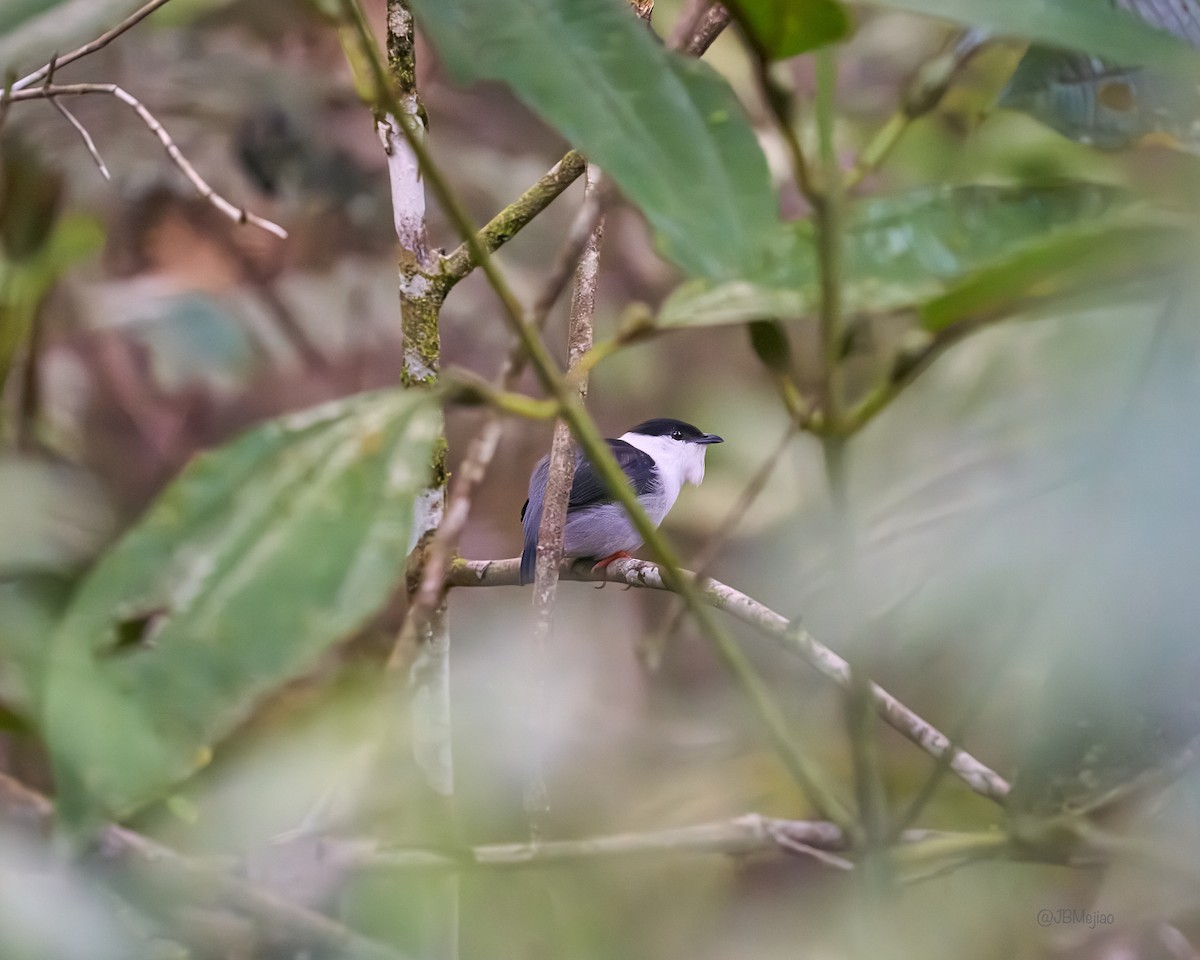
[{"left": 6, "top": 83, "right": 287, "bottom": 238}]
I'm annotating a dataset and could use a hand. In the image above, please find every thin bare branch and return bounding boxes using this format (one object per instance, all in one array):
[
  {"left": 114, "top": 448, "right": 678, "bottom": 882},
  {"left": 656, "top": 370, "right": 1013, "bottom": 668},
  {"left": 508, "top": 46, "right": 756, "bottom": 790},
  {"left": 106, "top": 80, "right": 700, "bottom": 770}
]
[
  {"left": 362, "top": 815, "right": 849, "bottom": 870},
  {"left": 5, "top": 83, "right": 287, "bottom": 238},
  {"left": 12, "top": 0, "right": 177, "bottom": 92},
  {"left": 447, "top": 557, "right": 1012, "bottom": 805},
  {"left": 526, "top": 166, "right": 605, "bottom": 833},
  {"left": 49, "top": 98, "right": 111, "bottom": 179}
]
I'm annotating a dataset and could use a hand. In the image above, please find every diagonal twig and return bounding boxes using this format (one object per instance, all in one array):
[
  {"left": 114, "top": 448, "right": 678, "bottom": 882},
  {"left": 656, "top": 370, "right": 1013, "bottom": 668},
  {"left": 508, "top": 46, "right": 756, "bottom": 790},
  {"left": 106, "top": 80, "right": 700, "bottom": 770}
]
[
  {"left": 447, "top": 557, "right": 1012, "bottom": 806},
  {"left": 49, "top": 98, "right": 111, "bottom": 179},
  {"left": 13, "top": 0, "right": 178, "bottom": 92}
]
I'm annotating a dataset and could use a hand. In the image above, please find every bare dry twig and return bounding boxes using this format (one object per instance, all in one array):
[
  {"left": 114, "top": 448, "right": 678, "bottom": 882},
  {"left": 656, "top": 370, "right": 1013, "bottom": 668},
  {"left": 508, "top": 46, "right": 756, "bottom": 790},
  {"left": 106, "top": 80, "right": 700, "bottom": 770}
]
[
  {"left": 447, "top": 557, "right": 1012, "bottom": 805},
  {"left": 5, "top": 83, "right": 287, "bottom": 238},
  {"left": 525, "top": 166, "right": 605, "bottom": 833}
]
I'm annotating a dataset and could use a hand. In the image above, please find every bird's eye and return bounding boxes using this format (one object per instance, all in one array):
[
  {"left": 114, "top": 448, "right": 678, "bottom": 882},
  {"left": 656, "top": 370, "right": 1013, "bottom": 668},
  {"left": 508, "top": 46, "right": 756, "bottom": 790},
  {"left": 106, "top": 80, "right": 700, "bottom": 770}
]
[{"left": 671, "top": 429, "right": 683, "bottom": 440}]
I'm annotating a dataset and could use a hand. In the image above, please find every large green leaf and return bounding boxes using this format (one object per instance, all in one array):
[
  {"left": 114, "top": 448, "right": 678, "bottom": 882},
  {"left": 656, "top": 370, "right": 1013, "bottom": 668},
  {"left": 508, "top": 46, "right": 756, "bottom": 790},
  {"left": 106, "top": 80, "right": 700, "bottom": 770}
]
[
  {"left": 44, "top": 389, "right": 440, "bottom": 822},
  {"left": 868, "top": 0, "right": 1200, "bottom": 71},
  {"left": 728, "top": 0, "right": 854, "bottom": 59},
  {"left": 406, "top": 0, "right": 778, "bottom": 280},
  {"left": 659, "top": 183, "right": 1132, "bottom": 327}
]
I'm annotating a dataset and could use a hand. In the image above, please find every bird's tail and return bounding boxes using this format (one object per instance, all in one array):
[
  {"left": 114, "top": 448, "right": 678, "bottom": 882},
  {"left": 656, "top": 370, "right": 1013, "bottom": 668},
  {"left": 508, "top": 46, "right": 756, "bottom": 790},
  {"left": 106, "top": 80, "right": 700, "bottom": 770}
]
[{"left": 519, "top": 542, "right": 537, "bottom": 586}]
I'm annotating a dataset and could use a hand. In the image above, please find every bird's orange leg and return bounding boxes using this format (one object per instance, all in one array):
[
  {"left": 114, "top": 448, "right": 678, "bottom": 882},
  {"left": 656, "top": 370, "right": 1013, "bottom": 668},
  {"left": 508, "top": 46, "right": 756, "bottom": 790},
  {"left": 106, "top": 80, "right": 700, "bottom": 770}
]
[{"left": 590, "top": 550, "right": 634, "bottom": 581}]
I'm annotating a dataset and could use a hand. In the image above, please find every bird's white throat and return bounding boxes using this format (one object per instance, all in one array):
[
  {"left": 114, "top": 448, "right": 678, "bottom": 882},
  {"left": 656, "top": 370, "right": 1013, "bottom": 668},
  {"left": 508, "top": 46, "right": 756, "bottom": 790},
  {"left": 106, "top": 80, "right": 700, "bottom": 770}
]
[{"left": 619, "top": 431, "right": 709, "bottom": 491}]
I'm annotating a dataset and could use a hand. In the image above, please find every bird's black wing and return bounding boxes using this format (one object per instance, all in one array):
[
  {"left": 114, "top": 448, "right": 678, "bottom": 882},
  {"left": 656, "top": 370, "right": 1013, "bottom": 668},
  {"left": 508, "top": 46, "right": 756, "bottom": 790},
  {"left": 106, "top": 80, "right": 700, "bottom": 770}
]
[
  {"left": 568, "top": 439, "right": 658, "bottom": 508},
  {"left": 519, "top": 439, "right": 657, "bottom": 584}
]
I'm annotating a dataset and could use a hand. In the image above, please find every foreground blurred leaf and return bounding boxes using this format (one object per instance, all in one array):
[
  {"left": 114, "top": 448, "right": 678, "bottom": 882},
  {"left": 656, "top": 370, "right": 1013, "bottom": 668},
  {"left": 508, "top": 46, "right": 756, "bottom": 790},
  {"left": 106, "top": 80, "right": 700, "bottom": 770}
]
[
  {"left": 1002, "top": 53, "right": 1194, "bottom": 150},
  {"left": 920, "top": 217, "right": 1186, "bottom": 331},
  {"left": 728, "top": 0, "right": 854, "bottom": 58},
  {"left": 659, "top": 183, "right": 1134, "bottom": 327},
  {"left": 0, "top": 457, "right": 114, "bottom": 579},
  {"left": 406, "top": 0, "right": 778, "bottom": 279},
  {"left": 1002, "top": 1, "right": 1200, "bottom": 150},
  {"left": 869, "top": 0, "right": 1200, "bottom": 70},
  {"left": 44, "top": 389, "right": 440, "bottom": 823},
  {"left": 0, "top": 214, "right": 103, "bottom": 393}
]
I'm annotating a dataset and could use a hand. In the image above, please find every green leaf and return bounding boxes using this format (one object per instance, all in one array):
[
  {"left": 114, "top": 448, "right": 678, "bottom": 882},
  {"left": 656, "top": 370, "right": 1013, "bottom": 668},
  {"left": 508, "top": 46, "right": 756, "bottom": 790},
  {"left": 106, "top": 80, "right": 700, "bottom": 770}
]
[
  {"left": 660, "top": 183, "right": 1131, "bottom": 327},
  {"left": 728, "top": 0, "right": 854, "bottom": 59},
  {"left": 868, "top": 0, "right": 1200, "bottom": 71},
  {"left": 44, "top": 389, "right": 440, "bottom": 823},
  {"left": 1001, "top": 49, "right": 1200, "bottom": 150},
  {"left": 920, "top": 218, "right": 1186, "bottom": 331},
  {"left": 406, "top": 0, "right": 778, "bottom": 280}
]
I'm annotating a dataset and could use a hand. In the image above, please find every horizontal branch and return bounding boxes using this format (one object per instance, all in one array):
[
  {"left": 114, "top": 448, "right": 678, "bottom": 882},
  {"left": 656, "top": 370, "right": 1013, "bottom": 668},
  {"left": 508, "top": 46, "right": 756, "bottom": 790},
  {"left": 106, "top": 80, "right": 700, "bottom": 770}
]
[
  {"left": 448, "top": 557, "right": 1011, "bottom": 805},
  {"left": 5, "top": 83, "right": 287, "bottom": 239},
  {"left": 360, "top": 815, "right": 852, "bottom": 870}
]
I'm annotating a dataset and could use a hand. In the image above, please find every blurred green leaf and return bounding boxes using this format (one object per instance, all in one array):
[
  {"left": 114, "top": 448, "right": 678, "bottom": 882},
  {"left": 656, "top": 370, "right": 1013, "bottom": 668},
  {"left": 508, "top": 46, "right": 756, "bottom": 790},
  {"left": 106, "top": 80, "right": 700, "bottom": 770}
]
[
  {"left": 406, "top": 0, "right": 778, "bottom": 279},
  {"left": 0, "top": 457, "right": 114, "bottom": 578},
  {"left": 44, "top": 389, "right": 440, "bottom": 823},
  {"left": 0, "top": 214, "right": 103, "bottom": 393},
  {"left": 660, "top": 183, "right": 1131, "bottom": 327},
  {"left": 0, "top": 576, "right": 72, "bottom": 716},
  {"left": 748, "top": 319, "right": 793, "bottom": 372},
  {"left": 0, "top": 135, "right": 64, "bottom": 260},
  {"left": 728, "top": 0, "right": 854, "bottom": 58},
  {"left": 869, "top": 0, "right": 1200, "bottom": 71},
  {"left": 1001, "top": 0, "right": 1200, "bottom": 151},
  {"left": 920, "top": 217, "right": 1187, "bottom": 331}
]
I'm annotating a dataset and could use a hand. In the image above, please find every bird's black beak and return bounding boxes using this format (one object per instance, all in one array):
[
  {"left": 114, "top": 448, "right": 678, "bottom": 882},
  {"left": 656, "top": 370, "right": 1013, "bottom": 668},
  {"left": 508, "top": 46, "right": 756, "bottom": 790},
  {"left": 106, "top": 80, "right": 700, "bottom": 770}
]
[{"left": 696, "top": 434, "right": 723, "bottom": 444}]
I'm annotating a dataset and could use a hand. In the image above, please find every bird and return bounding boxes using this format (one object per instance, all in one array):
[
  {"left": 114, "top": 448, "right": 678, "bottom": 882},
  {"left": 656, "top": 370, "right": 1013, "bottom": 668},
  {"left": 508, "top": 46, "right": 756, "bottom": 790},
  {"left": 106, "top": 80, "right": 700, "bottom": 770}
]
[{"left": 519, "top": 417, "right": 723, "bottom": 585}]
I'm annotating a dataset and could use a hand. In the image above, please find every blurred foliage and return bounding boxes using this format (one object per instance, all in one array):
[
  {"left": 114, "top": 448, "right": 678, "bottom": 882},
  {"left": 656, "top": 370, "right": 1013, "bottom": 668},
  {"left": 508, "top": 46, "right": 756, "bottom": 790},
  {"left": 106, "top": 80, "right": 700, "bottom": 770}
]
[
  {"left": 727, "top": 0, "right": 854, "bottom": 59},
  {"left": 45, "top": 389, "right": 439, "bottom": 824},
  {"left": 1, "top": 0, "right": 1200, "bottom": 958}
]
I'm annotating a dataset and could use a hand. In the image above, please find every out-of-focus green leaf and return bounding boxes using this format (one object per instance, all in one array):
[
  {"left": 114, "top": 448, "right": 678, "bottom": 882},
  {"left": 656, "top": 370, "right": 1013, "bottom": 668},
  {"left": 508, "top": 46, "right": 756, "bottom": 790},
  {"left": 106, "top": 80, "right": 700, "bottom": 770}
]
[
  {"left": 659, "top": 183, "right": 1128, "bottom": 327},
  {"left": 0, "top": 576, "right": 72, "bottom": 716},
  {"left": 870, "top": 0, "right": 1200, "bottom": 71},
  {"left": 1001, "top": 53, "right": 1183, "bottom": 150},
  {"left": 748, "top": 319, "right": 793, "bottom": 372},
  {"left": 0, "top": 214, "right": 103, "bottom": 392},
  {"left": 1001, "top": 0, "right": 1200, "bottom": 151},
  {"left": 406, "top": 0, "right": 778, "bottom": 280},
  {"left": 728, "top": 0, "right": 854, "bottom": 58},
  {"left": 44, "top": 389, "right": 440, "bottom": 823},
  {"left": 0, "top": 458, "right": 114, "bottom": 578},
  {"left": 0, "top": 135, "right": 63, "bottom": 260},
  {"left": 920, "top": 218, "right": 1187, "bottom": 331}
]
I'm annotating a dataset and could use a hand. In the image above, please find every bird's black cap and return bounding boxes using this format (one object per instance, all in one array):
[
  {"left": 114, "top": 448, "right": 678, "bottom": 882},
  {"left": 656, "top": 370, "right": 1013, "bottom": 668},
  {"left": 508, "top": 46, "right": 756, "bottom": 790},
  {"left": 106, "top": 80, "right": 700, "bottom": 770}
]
[{"left": 629, "top": 418, "right": 723, "bottom": 444}]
